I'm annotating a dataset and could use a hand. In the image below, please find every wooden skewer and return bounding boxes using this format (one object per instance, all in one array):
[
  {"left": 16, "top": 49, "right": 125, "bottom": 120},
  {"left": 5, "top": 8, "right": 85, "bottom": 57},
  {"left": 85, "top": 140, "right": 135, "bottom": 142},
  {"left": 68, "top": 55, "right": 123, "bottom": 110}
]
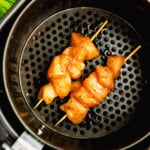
[
  {"left": 33, "top": 20, "right": 108, "bottom": 110},
  {"left": 91, "top": 20, "right": 108, "bottom": 41},
  {"left": 55, "top": 45, "right": 142, "bottom": 126},
  {"left": 33, "top": 99, "right": 43, "bottom": 110},
  {"left": 55, "top": 114, "right": 67, "bottom": 126},
  {"left": 125, "top": 45, "right": 141, "bottom": 62}
]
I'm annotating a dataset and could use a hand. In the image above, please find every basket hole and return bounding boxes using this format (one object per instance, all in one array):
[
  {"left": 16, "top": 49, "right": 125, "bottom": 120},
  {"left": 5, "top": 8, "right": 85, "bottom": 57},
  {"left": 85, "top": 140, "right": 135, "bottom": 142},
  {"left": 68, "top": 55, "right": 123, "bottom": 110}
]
[
  {"left": 62, "top": 14, "right": 67, "bottom": 18},
  {"left": 109, "top": 107, "right": 113, "bottom": 112},
  {"left": 116, "top": 117, "right": 122, "bottom": 122},
  {"left": 66, "top": 125, "right": 71, "bottom": 130},
  {"left": 104, "top": 119, "right": 109, "bottom": 124},
  {"left": 44, "top": 109, "right": 48, "bottom": 114},
  {"left": 105, "top": 126, "right": 110, "bottom": 131},
  {"left": 51, "top": 23, "right": 56, "bottom": 27},
  {"left": 73, "top": 128, "right": 77, "bottom": 132},
  {"left": 26, "top": 74, "right": 30, "bottom": 79},
  {"left": 108, "top": 26, "right": 113, "bottom": 30},
  {"left": 57, "top": 18, "right": 61, "bottom": 23},
  {"left": 87, "top": 11, "right": 92, "bottom": 15},
  {"left": 110, "top": 40, "right": 115, "bottom": 45},
  {"left": 41, "top": 46, "right": 46, "bottom": 51},
  {"left": 120, "top": 97, "right": 125, "bottom": 102},
  {"left": 24, "top": 59, "right": 28, "bottom": 64},
  {"left": 107, "top": 99, "right": 113, "bottom": 104},
  {"left": 29, "top": 48, "right": 33, "bottom": 52},
  {"left": 103, "top": 111, "right": 108, "bottom": 116},
  {"left": 115, "top": 109, "right": 120, "bottom": 114},
  {"left": 45, "top": 117, "right": 49, "bottom": 122},
  {"left": 119, "top": 90, "right": 123, "bottom": 95},
  {"left": 102, "top": 104, "right": 107, "bottom": 109},
  {"left": 46, "top": 34, "right": 51, "bottom": 39},
  {"left": 27, "top": 81, "right": 31, "bottom": 86},
  {"left": 114, "top": 102, "right": 119, "bottom": 107},
  {"left": 128, "top": 107, "right": 133, "bottom": 112},
  {"left": 50, "top": 105, "right": 54, "bottom": 109},
  {"left": 111, "top": 121, "right": 116, "bottom": 126},
  {"left": 51, "top": 112, "right": 55, "bottom": 117},
  {"left": 110, "top": 114, "right": 115, "bottom": 119},
  {"left": 45, "top": 27, "right": 50, "bottom": 31},
  {"left": 96, "top": 116, "right": 102, "bottom": 121},
  {"left": 93, "top": 128, "right": 98, "bottom": 133},
  {"left": 52, "top": 30, "right": 57, "bottom": 34},
  {"left": 127, "top": 100, "right": 132, "bottom": 105},
  {"left": 121, "top": 105, "right": 126, "bottom": 109},
  {"left": 123, "top": 112, "right": 127, "bottom": 117}
]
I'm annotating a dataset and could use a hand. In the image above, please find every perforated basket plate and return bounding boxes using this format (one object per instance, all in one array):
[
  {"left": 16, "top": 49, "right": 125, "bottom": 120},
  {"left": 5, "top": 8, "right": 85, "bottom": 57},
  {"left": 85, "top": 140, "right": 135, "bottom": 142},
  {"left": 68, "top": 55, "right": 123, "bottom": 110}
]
[{"left": 19, "top": 7, "right": 143, "bottom": 138}]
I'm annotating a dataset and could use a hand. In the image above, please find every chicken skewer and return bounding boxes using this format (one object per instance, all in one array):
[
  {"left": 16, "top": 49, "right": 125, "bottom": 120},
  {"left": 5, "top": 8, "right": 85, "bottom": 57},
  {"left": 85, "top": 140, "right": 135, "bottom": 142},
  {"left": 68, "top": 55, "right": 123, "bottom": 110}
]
[
  {"left": 55, "top": 45, "right": 142, "bottom": 126},
  {"left": 33, "top": 20, "right": 108, "bottom": 110}
]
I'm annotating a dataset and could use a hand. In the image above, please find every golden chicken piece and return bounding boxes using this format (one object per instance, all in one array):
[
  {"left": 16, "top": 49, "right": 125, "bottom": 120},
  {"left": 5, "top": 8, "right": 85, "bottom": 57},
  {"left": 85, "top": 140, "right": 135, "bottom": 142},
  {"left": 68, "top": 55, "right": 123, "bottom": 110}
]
[
  {"left": 68, "top": 46, "right": 86, "bottom": 62},
  {"left": 47, "top": 56, "right": 65, "bottom": 80},
  {"left": 83, "top": 72, "right": 110, "bottom": 103},
  {"left": 70, "top": 32, "right": 99, "bottom": 60},
  {"left": 71, "top": 81, "right": 82, "bottom": 92},
  {"left": 51, "top": 73, "right": 71, "bottom": 98},
  {"left": 71, "top": 87, "right": 99, "bottom": 107},
  {"left": 62, "top": 47, "right": 72, "bottom": 55},
  {"left": 96, "top": 66, "right": 115, "bottom": 90},
  {"left": 59, "top": 54, "right": 72, "bottom": 72},
  {"left": 60, "top": 97, "right": 88, "bottom": 124},
  {"left": 107, "top": 56, "right": 125, "bottom": 79},
  {"left": 67, "top": 59, "right": 85, "bottom": 79},
  {"left": 38, "top": 83, "right": 57, "bottom": 105}
]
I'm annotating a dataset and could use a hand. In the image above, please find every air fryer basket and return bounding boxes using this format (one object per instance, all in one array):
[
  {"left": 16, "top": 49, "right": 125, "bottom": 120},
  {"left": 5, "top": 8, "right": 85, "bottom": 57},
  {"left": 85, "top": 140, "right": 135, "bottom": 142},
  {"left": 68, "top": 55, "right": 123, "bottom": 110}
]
[
  {"left": 3, "top": 0, "right": 149, "bottom": 149},
  {"left": 20, "top": 7, "right": 143, "bottom": 139}
]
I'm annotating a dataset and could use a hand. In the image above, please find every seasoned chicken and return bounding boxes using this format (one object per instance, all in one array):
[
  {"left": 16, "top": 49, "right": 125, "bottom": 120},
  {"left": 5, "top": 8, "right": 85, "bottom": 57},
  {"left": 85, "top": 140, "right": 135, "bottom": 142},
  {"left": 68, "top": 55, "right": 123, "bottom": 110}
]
[
  {"left": 38, "top": 83, "right": 57, "bottom": 105},
  {"left": 60, "top": 97, "right": 88, "bottom": 124},
  {"left": 51, "top": 73, "right": 71, "bottom": 98},
  {"left": 107, "top": 56, "right": 125, "bottom": 79},
  {"left": 71, "top": 87, "right": 99, "bottom": 107},
  {"left": 83, "top": 72, "right": 110, "bottom": 103},
  {"left": 70, "top": 32, "right": 99, "bottom": 60},
  {"left": 71, "top": 81, "right": 82, "bottom": 92},
  {"left": 47, "top": 56, "right": 65, "bottom": 80},
  {"left": 67, "top": 59, "right": 85, "bottom": 79},
  {"left": 96, "top": 66, "right": 115, "bottom": 90}
]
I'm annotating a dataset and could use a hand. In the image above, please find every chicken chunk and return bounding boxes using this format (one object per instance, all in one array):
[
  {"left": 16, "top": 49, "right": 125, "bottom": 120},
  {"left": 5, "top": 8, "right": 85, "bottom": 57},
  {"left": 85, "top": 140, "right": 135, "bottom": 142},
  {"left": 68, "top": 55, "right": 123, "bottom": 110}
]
[
  {"left": 70, "top": 32, "right": 99, "bottom": 60},
  {"left": 47, "top": 56, "right": 64, "bottom": 80},
  {"left": 71, "top": 87, "right": 99, "bottom": 107},
  {"left": 107, "top": 56, "right": 125, "bottom": 79},
  {"left": 38, "top": 83, "right": 57, "bottom": 105},
  {"left": 83, "top": 72, "right": 110, "bottom": 103},
  {"left": 67, "top": 59, "right": 85, "bottom": 79},
  {"left": 71, "top": 81, "right": 82, "bottom": 92},
  {"left": 51, "top": 73, "right": 71, "bottom": 98},
  {"left": 60, "top": 97, "right": 88, "bottom": 124},
  {"left": 69, "top": 46, "right": 86, "bottom": 62},
  {"left": 96, "top": 66, "right": 115, "bottom": 90}
]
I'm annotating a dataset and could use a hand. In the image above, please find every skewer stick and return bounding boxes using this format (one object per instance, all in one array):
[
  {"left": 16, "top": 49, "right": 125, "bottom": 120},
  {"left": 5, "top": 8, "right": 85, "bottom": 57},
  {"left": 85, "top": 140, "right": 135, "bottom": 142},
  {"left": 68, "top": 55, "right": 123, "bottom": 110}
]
[
  {"left": 33, "top": 20, "right": 108, "bottom": 110},
  {"left": 55, "top": 114, "right": 67, "bottom": 126},
  {"left": 33, "top": 99, "right": 43, "bottom": 110},
  {"left": 125, "top": 45, "right": 141, "bottom": 62},
  {"left": 91, "top": 20, "right": 108, "bottom": 41},
  {"left": 55, "top": 44, "right": 142, "bottom": 126}
]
